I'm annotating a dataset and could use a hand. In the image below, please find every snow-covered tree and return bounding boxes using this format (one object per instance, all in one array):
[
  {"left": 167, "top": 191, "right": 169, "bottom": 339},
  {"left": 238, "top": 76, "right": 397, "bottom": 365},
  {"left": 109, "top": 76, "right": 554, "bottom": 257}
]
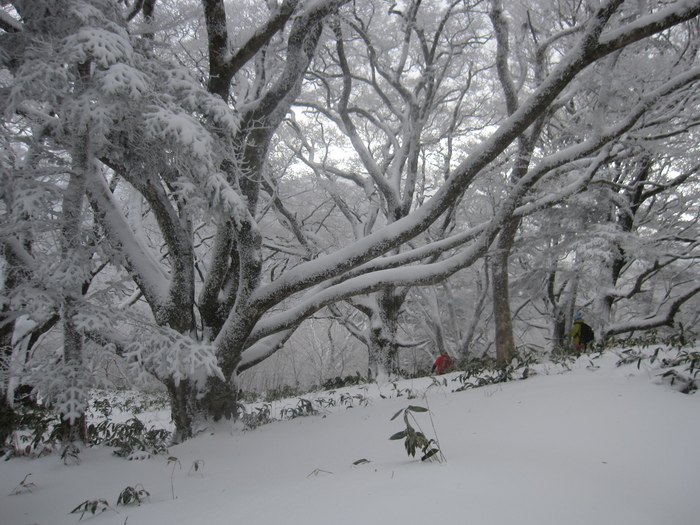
[
  {"left": 481, "top": 0, "right": 700, "bottom": 361},
  {"left": 287, "top": 0, "right": 496, "bottom": 377},
  {"left": 3, "top": 0, "right": 700, "bottom": 443}
]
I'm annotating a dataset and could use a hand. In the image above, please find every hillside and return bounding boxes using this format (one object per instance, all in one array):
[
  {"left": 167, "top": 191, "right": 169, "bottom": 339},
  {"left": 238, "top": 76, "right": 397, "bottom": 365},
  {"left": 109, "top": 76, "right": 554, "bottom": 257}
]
[{"left": 1, "top": 347, "right": 699, "bottom": 525}]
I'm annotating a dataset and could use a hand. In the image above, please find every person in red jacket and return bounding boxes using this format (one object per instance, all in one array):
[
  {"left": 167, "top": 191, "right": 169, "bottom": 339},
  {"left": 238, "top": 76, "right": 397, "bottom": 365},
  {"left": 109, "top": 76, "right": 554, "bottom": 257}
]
[{"left": 431, "top": 353, "right": 454, "bottom": 375}]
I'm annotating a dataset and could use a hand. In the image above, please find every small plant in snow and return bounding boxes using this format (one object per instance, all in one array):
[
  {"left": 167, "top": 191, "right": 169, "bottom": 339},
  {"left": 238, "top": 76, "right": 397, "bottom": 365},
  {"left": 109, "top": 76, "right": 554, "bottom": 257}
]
[
  {"left": 428, "top": 376, "right": 449, "bottom": 389},
  {"left": 658, "top": 348, "right": 700, "bottom": 394},
  {"left": 262, "top": 384, "right": 303, "bottom": 402},
  {"left": 314, "top": 395, "right": 337, "bottom": 409},
  {"left": 70, "top": 499, "right": 117, "bottom": 520},
  {"left": 613, "top": 343, "right": 699, "bottom": 394},
  {"left": 239, "top": 403, "right": 275, "bottom": 430},
  {"left": 167, "top": 456, "right": 181, "bottom": 499},
  {"left": 339, "top": 392, "right": 370, "bottom": 408},
  {"left": 389, "top": 405, "right": 443, "bottom": 462},
  {"left": 88, "top": 416, "right": 171, "bottom": 457},
  {"left": 615, "top": 348, "right": 653, "bottom": 368},
  {"left": 117, "top": 484, "right": 150, "bottom": 506},
  {"left": 90, "top": 389, "right": 170, "bottom": 416},
  {"left": 454, "top": 352, "right": 545, "bottom": 392},
  {"left": 10, "top": 473, "right": 35, "bottom": 495},
  {"left": 7, "top": 404, "right": 64, "bottom": 457},
  {"left": 188, "top": 459, "right": 205, "bottom": 477},
  {"left": 279, "top": 398, "right": 317, "bottom": 419},
  {"left": 380, "top": 382, "right": 417, "bottom": 400},
  {"left": 61, "top": 443, "right": 81, "bottom": 465}
]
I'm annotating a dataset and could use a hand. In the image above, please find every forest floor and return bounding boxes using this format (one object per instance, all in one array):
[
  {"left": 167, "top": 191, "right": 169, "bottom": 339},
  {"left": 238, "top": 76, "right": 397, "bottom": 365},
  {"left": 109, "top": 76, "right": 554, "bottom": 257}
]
[{"left": 1, "top": 345, "right": 699, "bottom": 525}]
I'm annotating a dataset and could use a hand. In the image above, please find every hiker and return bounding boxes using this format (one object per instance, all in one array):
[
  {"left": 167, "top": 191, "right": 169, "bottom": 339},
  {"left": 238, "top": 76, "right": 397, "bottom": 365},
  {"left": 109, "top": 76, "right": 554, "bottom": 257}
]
[
  {"left": 431, "top": 353, "right": 454, "bottom": 375},
  {"left": 569, "top": 313, "right": 595, "bottom": 352}
]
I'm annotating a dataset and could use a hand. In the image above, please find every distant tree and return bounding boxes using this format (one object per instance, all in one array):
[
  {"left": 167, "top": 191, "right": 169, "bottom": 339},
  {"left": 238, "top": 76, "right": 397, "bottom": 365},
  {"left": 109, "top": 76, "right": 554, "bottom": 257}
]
[{"left": 484, "top": 0, "right": 700, "bottom": 361}]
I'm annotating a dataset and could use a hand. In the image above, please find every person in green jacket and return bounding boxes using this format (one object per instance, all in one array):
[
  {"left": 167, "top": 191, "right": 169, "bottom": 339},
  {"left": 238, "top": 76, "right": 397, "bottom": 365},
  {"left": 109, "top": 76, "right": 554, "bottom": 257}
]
[{"left": 569, "top": 312, "right": 594, "bottom": 352}]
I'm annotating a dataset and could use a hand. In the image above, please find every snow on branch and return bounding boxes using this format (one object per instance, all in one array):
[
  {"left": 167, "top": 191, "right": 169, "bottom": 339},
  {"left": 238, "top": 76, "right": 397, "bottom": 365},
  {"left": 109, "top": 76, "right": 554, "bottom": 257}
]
[
  {"left": 64, "top": 25, "right": 133, "bottom": 69},
  {"left": 605, "top": 282, "right": 700, "bottom": 336},
  {"left": 238, "top": 329, "right": 296, "bottom": 371},
  {"left": 32, "top": 359, "right": 90, "bottom": 425},
  {"left": 144, "top": 106, "right": 218, "bottom": 173},
  {"left": 126, "top": 326, "right": 224, "bottom": 389},
  {"left": 243, "top": 56, "right": 700, "bottom": 345},
  {"left": 246, "top": 1, "right": 700, "bottom": 316},
  {"left": 97, "top": 63, "right": 149, "bottom": 99},
  {"left": 165, "top": 68, "right": 240, "bottom": 133},
  {"left": 205, "top": 172, "right": 249, "bottom": 226},
  {"left": 596, "top": 1, "right": 700, "bottom": 58},
  {"left": 85, "top": 170, "right": 170, "bottom": 305},
  {"left": 246, "top": 234, "right": 494, "bottom": 345},
  {"left": 0, "top": 9, "right": 22, "bottom": 32}
]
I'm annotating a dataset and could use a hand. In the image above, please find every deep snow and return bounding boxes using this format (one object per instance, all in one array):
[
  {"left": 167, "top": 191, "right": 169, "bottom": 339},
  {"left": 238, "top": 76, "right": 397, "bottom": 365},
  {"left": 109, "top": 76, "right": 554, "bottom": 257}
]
[{"left": 1, "top": 349, "right": 699, "bottom": 525}]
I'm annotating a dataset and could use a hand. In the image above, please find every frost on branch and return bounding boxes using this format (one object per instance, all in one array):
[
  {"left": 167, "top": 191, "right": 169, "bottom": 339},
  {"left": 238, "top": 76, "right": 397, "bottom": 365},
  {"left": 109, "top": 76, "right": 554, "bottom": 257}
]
[
  {"left": 125, "top": 327, "right": 224, "bottom": 390},
  {"left": 144, "top": 106, "right": 218, "bottom": 173},
  {"left": 10, "top": 287, "right": 57, "bottom": 326},
  {"left": 165, "top": 68, "right": 240, "bottom": 134},
  {"left": 34, "top": 360, "right": 91, "bottom": 425},
  {"left": 205, "top": 172, "right": 248, "bottom": 226},
  {"left": 98, "top": 63, "right": 149, "bottom": 99},
  {"left": 72, "top": 308, "right": 117, "bottom": 334},
  {"left": 63, "top": 24, "right": 133, "bottom": 69}
]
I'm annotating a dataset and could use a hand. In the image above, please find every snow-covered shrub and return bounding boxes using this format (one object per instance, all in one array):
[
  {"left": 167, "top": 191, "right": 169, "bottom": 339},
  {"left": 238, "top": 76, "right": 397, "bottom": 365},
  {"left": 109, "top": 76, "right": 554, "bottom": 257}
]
[
  {"left": 658, "top": 349, "right": 699, "bottom": 394},
  {"left": 454, "top": 348, "right": 579, "bottom": 392},
  {"left": 4, "top": 403, "right": 64, "bottom": 458},
  {"left": 279, "top": 398, "right": 317, "bottom": 419},
  {"left": 3, "top": 389, "right": 171, "bottom": 459},
  {"left": 262, "top": 384, "right": 304, "bottom": 403},
  {"left": 88, "top": 416, "right": 171, "bottom": 458},
  {"left": 238, "top": 403, "right": 275, "bottom": 430},
  {"left": 612, "top": 330, "right": 698, "bottom": 394},
  {"left": 117, "top": 485, "right": 150, "bottom": 506}
]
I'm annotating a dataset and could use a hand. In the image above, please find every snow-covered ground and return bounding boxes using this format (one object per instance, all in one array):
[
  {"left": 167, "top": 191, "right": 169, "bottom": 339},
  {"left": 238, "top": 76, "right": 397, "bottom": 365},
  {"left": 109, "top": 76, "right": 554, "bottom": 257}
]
[{"left": 1, "top": 349, "right": 699, "bottom": 525}]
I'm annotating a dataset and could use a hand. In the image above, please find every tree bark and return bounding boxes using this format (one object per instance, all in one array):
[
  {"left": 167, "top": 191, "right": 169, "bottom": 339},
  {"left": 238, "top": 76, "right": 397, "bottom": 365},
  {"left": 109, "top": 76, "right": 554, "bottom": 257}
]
[{"left": 492, "top": 218, "right": 520, "bottom": 365}]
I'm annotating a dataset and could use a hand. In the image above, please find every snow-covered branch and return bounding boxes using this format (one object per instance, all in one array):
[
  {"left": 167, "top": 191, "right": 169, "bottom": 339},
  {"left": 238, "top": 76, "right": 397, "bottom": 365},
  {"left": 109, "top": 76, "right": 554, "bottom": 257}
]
[{"left": 605, "top": 282, "right": 700, "bottom": 336}]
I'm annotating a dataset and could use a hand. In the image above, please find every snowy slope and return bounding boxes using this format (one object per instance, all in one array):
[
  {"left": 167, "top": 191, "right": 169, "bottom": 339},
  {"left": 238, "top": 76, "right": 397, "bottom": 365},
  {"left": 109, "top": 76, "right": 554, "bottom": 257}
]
[{"left": 1, "top": 350, "right": 699, "bottom": 525}]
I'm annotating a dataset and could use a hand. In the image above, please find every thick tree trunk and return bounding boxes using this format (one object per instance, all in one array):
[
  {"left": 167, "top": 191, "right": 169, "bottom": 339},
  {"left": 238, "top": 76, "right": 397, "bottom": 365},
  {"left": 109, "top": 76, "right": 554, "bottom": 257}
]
[
  {"left": 548, "top": 273, "right": 578, "bottom": 350},
  {"left": 164, "top": 378, "right": 198, "bottom": 443},
  {"left": 366, "top": 288, "right": 405, "bottom": 380},
  {"left": 59, "top": 117, "right": 91, "bottom": 445},
  {"left": 61, "top": 300, "right": 88, "bottom": 444},
  {"left": 492, "top": 218, "right": 520, "bottom": 366}
]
